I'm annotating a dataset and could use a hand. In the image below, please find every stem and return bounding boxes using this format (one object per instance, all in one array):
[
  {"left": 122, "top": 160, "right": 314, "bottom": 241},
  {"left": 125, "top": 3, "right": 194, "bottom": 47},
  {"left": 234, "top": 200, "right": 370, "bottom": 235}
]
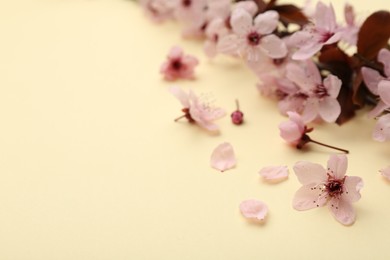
[
  {"left": 235, "top": 99, "right": 240, "bottom": 110},
  {"left": 308, "top": 137, "right": 349, "bottom": 154},
  {"left": 174, "top": 114, "right": 186, "bottom": 122}
]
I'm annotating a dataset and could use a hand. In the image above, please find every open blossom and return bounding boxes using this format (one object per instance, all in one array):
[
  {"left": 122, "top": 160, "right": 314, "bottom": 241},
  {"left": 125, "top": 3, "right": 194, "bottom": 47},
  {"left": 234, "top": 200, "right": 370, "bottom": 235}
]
[
  {"left": 293, "top": 155, "right": 363, "bottom": 225},
  {"left": 279, "top": 111, "right": 311, "bottom": 146},
  {"left": 362, "top": 48, "right": 390, "bottom": 118},
  {"left": 170, "top": 86, "right": 226, "bottom": 131},
  {"left": 291, "top": 2, "right": 343, "bottom": 60},
  {"left": 218, "top": 8, "right": 287, "bottom": 61},
  {"left": 204, "top": 18, "right": 229, "bottom": 58},
  {"left": 286, "top": 60, "right": 342, "bottom": 123},
  {"left": 160, "top": 46, "right": 199, "bottom": 81}
]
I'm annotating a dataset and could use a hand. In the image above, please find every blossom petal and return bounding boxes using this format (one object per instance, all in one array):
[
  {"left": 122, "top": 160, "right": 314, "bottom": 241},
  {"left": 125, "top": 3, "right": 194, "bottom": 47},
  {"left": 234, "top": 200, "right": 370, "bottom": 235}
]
[
  {"left": 168, "top": 46, "right": 183, "bottom": 59},
  {"left": 302, "top": 98, "right": 319, "bottom": 123},
  {"left": 292, "top": 42, "right": 323, "bottom": 60},
  {"left": 210, "top": 142, "right": 236, "bottom": 172},
  {"left": 231, "top": 9, "right": 252, "bottom": 36},
  {"left": 327, "top": 154, "right": 348, "bottom": 179},
  {"left": 368, "top": 100, "right": 388, "bottom": 118},
  {"left": 254, "top": 10, "right": 279, "bottom": 35},
  {"left": 169, "top": 86, "right": 189, "bottom": 107},
  {"left": 293, "top": 161, "right": 327, "bottom": 185},
  {"left": 318, "top": 97, "right": 341, "bottom": 123},
  {"left": 380, "top": 166, "right": 390, "bottom": 181},
  {"left": 328, "top": 198, "right": 356, "bottom": 225},
  {"left": 314, "top": 2, "right": 337, "bottom": 32},
  {"left": 239, "top": 199, "right": 268, "bottom": 221},
  {"left": 292, "top": 184, "right": 327, "bottom": 210},
  {"left": 278, "top": 120, "right": 302, "bottom": 143},
  {"left": 372, "top": 113, "right": 390, "bottom": 142},
  {"left": 233, "top": 1, "right": 258, "bottom": 16},
  {"left": 378, "top": 80, "right": 390, "bottom": 105},
  {"left": 217, "top": 34, "right": 239, "bottom": 55},
  {"left": 259, "top": 34, "right": 288, "bottom": 59},
  {"left": 323, "top": 74, "right": 342, "bottom": 98},
  {"left": 342, "top": 176, "right": 363, "bottom": 203},
  {"left": 204, "top": 41, "right": 217, "bottom": 58},
  {"left": 361, "top": 67, "right": 385, "bottom": 95},
  {"left": 259, "top": 165, "right": 289, "bottom": 181},
  {"left": 378, "top": 48, "right": 390, "bottom": 77}
]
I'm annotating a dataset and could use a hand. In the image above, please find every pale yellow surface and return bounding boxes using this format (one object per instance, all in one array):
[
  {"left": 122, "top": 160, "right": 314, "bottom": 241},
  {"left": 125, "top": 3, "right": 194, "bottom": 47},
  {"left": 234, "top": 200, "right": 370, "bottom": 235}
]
[{"left": 0, "top": 0, "right": 389, "bottom": 259}]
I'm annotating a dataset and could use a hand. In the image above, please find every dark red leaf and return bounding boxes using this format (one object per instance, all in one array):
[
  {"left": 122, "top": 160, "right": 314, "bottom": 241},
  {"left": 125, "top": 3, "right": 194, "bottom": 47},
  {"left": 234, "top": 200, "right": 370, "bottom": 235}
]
[
  {"left": 357, "top": 11, "right": 390, "bottom": 60},
  {"left": 270, "top": 4, "right": 309, "bottom": 26}
]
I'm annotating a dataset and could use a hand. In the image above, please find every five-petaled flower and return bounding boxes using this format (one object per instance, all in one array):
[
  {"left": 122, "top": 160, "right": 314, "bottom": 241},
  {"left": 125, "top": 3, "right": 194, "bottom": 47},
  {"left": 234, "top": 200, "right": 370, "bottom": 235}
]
[
  {"left": 292, "top": 154, "right": 363, "bottom": 225},
  {"left": 170, "top": 86, "right": 226, "bottom": 131},
  {"left": 160, "top": 46, "right": 199, "bottom": 81}
]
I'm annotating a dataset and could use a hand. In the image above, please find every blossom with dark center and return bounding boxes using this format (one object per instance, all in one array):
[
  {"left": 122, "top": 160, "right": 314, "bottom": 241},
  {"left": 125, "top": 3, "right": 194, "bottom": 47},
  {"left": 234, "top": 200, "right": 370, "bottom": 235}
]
[
  {"left": 160, "top": 46, "right": 199, "bottom": 81},
  {"left": 292, "top": 154, "right": 363, "bottom": 225}
]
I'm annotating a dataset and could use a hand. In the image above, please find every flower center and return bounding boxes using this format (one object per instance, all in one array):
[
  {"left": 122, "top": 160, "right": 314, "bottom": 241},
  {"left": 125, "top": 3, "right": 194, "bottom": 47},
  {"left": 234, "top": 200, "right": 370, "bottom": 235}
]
[
  {"left": 273, "top": 58, "right": 285, "bottom": 66},
  {"left": 182, "top": 0, "right": 191, "bottom": 7},
  {"left": 247, "top": 32, "right": 261, "bottom": 46},
  {"left": 314, "top": 84, "right": 328, "bottom": 98},
  {"left": 320, "top": 31, "right": 334, "bottom": 43},
  {"left": 171, "top": 59, "right": 182, "bottom": 70},
  {"left": 182, "top": 108, "right": 195, "bottom": 123},
  {"left": 325, "top": 176, "right": 345, "bottom": 198}
]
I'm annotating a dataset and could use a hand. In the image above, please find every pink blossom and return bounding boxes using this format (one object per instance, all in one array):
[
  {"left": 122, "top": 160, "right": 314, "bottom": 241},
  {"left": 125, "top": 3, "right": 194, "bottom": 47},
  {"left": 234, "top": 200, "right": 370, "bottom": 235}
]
[
  {"left": 279, "top": 111, "right": 310, "bottom": 146},
  {"left": 210, "top": 142, "right": 236, "bottom": 172},
  {"left": 293, "top": 154, "right": 363, "bottom": 225},
  {"left": 173, "top": 0, "right": 208, "bottom": 38},
  {"left": 218, "top": 9, "right": 287, "bottom": 61},
  {"left": 170, "top": 86, "right": 226, "bottom": 131},
  {"left": 286, "top": 60, "right": 341, "bottom": 123},
  {"left": 160, "top": 46, "right": 199, "bottom": 81},
  {"left": 239, "top": 199, "right": 268, "bottom": 221},
  {"left": 291, "top": 2, "right": 343, "bottom": 60},
  {"left": 204, "top": 18, "right": 229, "bottom": 58},
  {"left": 140, "top": 0, "right": 174, "bottom": 23},
  {"left": 362, "top": 48, "right": 390, "bottom": 118},
  {"left": 341, "top": 3, "right": 359, "bottom": 45}
]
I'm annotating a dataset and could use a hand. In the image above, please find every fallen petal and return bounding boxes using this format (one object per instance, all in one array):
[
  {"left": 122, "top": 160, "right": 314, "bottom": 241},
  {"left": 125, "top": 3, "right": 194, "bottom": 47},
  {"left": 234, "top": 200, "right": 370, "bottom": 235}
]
[
  {"left": 380, "top": 166, "right": 390, "bottom": 181},
  {"left": 259, "top": 165, "right": 289, "bottom": 181},
  {"left": 210, "top": 142, "right": 236, "bottom": 172},
  {"left": 239, "top": 199, "right": 268, "bottom": 221}
]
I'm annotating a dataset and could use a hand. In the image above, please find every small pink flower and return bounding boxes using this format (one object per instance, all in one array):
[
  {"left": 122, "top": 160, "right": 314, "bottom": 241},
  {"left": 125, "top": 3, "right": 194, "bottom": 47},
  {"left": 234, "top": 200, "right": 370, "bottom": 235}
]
[
  {"left": 160, "top": 46, "right": 199, "bottom": 81},
  {"left": 279, "top": 111, "right": 311, "bottom": 146},
  {"left": 362, "top": 48, "right": 390, "bottom": 118},
  {"left": 291, "top": 2, "right": 343, "bottom": 60},
  {"left": 293, "top": 154, "right": 363, "bottom": 225},
  {"left": 210, "top": 142, "right": 236, "bottom": 172},
  {"left": 286, "top": 60, "right": 342, "bottom": 123},
  {"left": 204, "top": 18, "right": 229, "bottom": 58},
  {"left": 218, "top": 9, "right": 287, "bottom": 61},
  {"left": 170, "top": 86, "right": 226, "bottom": 131},
  {"left": 239, "top": 199, "right": 268, "bottom": 221},
  {"left": 259, "top": 166, "right": 289, "bottom": 182},
  {"left": 140, "top": 0, "right": 174, "bottom": 23}
]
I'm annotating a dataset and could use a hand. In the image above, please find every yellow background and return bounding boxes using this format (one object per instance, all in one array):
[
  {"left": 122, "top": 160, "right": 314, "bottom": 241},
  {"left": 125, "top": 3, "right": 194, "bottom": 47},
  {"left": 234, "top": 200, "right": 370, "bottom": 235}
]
[{"left": 0, "top": 0, "right": 389, "bottom": 259}]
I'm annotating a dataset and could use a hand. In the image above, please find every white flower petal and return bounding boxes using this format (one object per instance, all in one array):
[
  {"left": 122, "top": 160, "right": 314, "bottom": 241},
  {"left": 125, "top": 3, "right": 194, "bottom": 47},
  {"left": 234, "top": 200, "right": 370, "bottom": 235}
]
[
  {"left": 210, "top": 142, "right": 236, "bottom": 172},
  {"left": 239, "top": 199, "right": 268, "bottom": 221}
]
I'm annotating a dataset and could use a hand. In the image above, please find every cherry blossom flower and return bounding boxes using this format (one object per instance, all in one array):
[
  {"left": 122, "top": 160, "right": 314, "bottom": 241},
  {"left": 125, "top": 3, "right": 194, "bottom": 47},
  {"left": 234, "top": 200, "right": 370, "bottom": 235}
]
[
  {"left": 210, "top": 142, "right": 236, "bottom": 172},
  {"left": 172, "top": 0, "right": 208, "bottom": 38},
  {"left": 218, "top": 9, "right": 287, "bottom": 61},
  {"left": 341, "top": 3, "right": 359, "bottom": 46},
  {"left": 204, "top": 18, "right": 229, "bottom": 58},
  {"left": 286, "top": 60, "right": 342, "bottom": 123},
  {"left": 291, "top": 2, "right": 343, "bottom": 60},
  {"left": 160, "top": 46, "right": 199, "bottom": 81},
  {"left": 239, "top": 200, "right": 268, "bottom": 221},
  {"left": 140, "top": 0, "right": 174, "bottom": 23},
  {"left": 279, "top": 112, "right": 349, "bottom": 153},
  {"left": 361, "top": 48, "right": 390, "bottom": 118},
  {"left": 170, "top": 86, "right": 226, "bottom": 131},
  {"left": 292, "top": 155, "right": 363, "bottom": 225},
  {"left": 259, "top": 166, "right": 289, "bottom": 182},
  {"left": 380, "top": 166, "right": 390, "bottom": 181}
]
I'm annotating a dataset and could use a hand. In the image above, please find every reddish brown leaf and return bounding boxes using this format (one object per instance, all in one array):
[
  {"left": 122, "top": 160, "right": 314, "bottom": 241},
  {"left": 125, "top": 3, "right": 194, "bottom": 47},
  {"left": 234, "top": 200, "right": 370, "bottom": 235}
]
[
  {"left": 270, "top": 4, "right": 309, "bottom": 26},
  {"left": 357, "top": 11, "right": 390, "bottom": 60}
]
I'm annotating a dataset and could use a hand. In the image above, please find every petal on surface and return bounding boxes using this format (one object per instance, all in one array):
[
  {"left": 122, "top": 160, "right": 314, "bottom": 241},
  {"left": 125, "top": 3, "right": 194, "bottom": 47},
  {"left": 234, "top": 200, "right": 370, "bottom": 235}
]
[
  {"left": 292, "top": 184, "right": 327, "bottom": 210},
  {"left": 169, "top": 86, "right": 190, "bottom": 107},
  {"left": 259, "top": 165, "right": 289, "bottom": 181},
  {"left": 239, "top": 200, "right": 268, "bottom": 221},
  {"left": 254, "top": 10, "right": 279, "bottom": 35},
  {"left": 293, "top": 161, "right": 327, "bottom": 185},
  {"left": 210, "top": 142, "right": 236, "bottom": 172},
  {"left": 318, "top": 97, "right": 341, "bottom": 123},
  {"left": 342, "top": 176, "right": 363, "bottom": 203},
  {"left": 327, "top": 154, "right": 348, "bottom": 179},
  {"left": 378, "top": 48, "right": 390, "bottom": 77},
  {"left": 361, "top": 67, "right": 384, "bottom": 95},
  {"left": 323, "top": 74, "right": 342, "bottom": 98},
  {"left": 372, "top": 114, "right": 390, "bottom": 142},
  {"left": 328, "top": 198, "right": 356, "bottom": 226},
  {"left": 231, "top": 9, "right": 252, "bottom": 36},
  {"left": 380, "top": 166, "right": 390, "bottom": 181},
  {"left": 378, "top": 80, "right": 390, "bottom": 105},
  {"left": 259, "top": 34, "right": 288, "bottom": 59}
]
